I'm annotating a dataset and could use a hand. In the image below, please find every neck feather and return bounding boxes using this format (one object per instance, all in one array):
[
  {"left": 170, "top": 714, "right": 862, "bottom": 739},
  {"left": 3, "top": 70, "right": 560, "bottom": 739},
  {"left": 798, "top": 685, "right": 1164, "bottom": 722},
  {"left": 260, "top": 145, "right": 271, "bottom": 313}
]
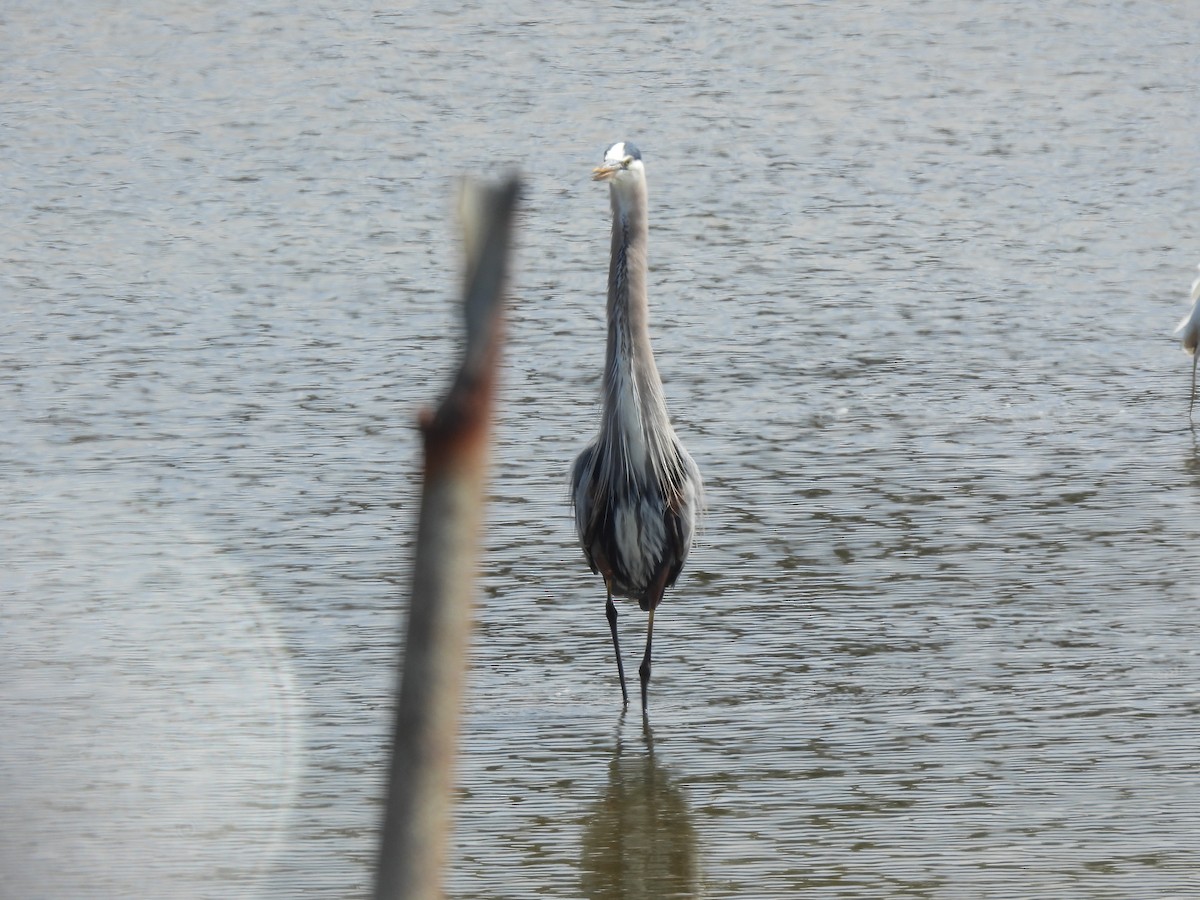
[
  {"left": 602, "top": 179, "right": 672, "bottom": 451},
  {"left": 605, "top": 180, "right": 652, "bottom": 374}
]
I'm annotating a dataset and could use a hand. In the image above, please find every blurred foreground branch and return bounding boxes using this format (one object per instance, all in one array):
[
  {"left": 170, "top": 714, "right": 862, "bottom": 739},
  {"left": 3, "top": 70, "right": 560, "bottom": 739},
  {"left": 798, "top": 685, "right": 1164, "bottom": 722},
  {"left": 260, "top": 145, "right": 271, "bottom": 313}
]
[{"left": 374, "top": 176, "right": 521, "bottom": 900}]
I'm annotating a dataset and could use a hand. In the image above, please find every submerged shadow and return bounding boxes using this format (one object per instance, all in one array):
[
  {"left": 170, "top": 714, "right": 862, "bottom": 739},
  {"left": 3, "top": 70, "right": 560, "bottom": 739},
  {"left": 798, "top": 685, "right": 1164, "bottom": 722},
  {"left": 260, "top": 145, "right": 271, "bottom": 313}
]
[{"left": 580, "top": 715, "right": 700, "bottom": 899}]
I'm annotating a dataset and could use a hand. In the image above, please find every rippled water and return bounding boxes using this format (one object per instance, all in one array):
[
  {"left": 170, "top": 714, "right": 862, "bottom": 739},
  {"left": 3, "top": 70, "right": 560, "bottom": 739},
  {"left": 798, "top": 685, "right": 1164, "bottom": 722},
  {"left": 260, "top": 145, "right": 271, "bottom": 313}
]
[{"left": 3, "top": 1, "right": 1199, "bottom": 897}]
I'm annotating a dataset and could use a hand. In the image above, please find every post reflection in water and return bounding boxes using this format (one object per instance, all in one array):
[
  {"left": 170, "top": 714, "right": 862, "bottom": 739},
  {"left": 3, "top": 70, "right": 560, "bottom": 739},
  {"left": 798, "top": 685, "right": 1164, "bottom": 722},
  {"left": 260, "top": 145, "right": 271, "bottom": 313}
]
[{"left": 580, "top": 717, "right": 700, "bottom": 900}]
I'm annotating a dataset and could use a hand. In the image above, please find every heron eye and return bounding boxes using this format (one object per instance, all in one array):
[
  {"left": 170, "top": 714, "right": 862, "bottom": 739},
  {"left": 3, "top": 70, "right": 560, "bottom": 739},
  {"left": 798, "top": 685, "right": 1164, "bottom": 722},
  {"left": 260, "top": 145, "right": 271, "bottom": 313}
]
[{"left": 622, "top": 157, "right": 632, "bottom": 168}]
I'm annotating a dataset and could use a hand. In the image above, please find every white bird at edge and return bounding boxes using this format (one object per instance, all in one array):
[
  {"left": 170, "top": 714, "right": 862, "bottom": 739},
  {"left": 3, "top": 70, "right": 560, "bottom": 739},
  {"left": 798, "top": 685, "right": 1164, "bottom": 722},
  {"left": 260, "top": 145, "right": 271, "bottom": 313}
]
[{"left": 1174, "top": 263, "right": 1200, "bottom": 417}]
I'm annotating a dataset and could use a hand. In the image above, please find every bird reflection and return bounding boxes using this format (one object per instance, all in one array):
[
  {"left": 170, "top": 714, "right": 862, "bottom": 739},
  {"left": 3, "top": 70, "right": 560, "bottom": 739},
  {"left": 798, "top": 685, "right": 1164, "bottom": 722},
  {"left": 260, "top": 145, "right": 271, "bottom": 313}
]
[
  {"left": 580, "top": 716, "right": 700, "bottom": 899},
  {"left": 1185, "top": 419, "right": 1200, "bottom": 478}
]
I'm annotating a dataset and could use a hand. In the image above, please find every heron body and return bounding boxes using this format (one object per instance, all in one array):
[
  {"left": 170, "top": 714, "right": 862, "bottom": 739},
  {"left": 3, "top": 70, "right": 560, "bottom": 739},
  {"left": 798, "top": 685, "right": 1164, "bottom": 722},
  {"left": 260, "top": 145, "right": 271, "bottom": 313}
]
[
  {"left": 570, "top": 141, "right": 702, "bottom": 711},
  {"left": 1175, "top": 263, "right": 1200, "bottom": 416}
]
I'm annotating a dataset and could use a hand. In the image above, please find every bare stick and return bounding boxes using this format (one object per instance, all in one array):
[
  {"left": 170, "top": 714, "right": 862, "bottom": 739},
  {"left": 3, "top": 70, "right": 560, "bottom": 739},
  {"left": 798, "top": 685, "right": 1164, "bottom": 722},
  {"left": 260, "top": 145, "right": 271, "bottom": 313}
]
[{"left": 374, "top": 176, "right": 520, "bottom": 900}]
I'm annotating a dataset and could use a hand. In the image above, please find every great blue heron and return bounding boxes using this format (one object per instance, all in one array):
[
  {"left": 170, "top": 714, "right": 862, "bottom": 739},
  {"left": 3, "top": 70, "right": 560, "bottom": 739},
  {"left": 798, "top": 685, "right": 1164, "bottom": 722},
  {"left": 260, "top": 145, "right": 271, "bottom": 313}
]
[
  {"left": 1175, "top": 263, "right": 1200, "bottom": 417},
  {"left": 570, "top": 141, "right": 703, "bottom": 711}
]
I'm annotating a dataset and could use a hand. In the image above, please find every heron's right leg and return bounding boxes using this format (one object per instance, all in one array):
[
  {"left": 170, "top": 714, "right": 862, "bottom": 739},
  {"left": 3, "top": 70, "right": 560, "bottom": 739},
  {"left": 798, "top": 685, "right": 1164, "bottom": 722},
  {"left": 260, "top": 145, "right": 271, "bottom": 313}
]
[{"left": 605, "top": 587, "right": 629, "bottom": 707}]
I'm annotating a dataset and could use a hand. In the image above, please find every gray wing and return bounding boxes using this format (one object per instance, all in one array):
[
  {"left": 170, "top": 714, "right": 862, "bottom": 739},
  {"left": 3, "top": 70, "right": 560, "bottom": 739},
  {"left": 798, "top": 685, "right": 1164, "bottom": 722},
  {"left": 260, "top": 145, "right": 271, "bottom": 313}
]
[
  {"left": 663, "top": 444, "right": 702, "bottom": 590},
  {"left": 570, "top": 441, "right": 600, "bottom": 575}
]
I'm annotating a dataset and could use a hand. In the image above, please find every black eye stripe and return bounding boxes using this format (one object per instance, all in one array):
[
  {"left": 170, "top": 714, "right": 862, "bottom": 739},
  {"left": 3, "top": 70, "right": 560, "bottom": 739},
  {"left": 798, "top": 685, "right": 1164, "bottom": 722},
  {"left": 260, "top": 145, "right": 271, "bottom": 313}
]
[{"left": 603, "top": 141, "right": 643, "bottom": 165}]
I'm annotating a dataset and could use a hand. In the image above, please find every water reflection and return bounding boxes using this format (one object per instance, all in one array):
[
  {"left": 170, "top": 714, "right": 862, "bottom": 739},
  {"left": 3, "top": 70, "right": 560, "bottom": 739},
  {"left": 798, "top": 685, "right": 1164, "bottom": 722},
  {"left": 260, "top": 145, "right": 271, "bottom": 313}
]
[
  {"left": 580, "top": 716, "right": 700, "bottom": 900},
  {"left": 1183, "top": 422, "right": 1200, "bottom": 479}
]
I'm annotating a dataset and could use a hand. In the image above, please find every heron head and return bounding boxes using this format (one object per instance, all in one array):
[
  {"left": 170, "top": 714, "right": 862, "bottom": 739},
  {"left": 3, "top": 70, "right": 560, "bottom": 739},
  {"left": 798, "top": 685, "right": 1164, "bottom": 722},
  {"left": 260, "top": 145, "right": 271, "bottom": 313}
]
[{"left": 592, "top": 141, "right": 644, "bottom": 183}]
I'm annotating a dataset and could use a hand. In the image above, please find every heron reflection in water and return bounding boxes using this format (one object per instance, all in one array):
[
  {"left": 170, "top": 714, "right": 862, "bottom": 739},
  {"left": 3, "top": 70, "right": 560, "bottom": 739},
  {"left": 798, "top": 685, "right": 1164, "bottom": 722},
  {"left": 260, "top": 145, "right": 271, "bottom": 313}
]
[
  {"left": 580, "top": 717, "right": 699, "bottom": 898},
  {"left": 570, "top": 141, "right": 702, "bottom": 711},
  {"left": 1174, "top": 263, "right": 1200, "bottom": 417}
]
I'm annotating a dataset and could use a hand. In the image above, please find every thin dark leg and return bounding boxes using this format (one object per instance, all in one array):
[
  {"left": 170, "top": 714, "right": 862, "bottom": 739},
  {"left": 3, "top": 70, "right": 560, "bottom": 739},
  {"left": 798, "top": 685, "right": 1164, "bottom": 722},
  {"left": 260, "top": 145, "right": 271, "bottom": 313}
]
[
  {"left": 639, "top": 606, "right": 655, "bottom": 713},
  {"left": 606, "top": 589, "right": 628, "bottom": 707},
  {"left": 1190, "top": 355, "right": 1197, "bottom": 418}
]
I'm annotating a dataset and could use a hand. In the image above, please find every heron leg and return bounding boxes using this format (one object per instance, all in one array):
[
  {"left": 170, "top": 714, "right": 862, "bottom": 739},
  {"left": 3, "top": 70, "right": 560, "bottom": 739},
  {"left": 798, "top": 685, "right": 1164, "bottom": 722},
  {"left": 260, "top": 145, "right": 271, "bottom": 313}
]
[
  {"left": 1190, "top": 354, "right": 1197, "bottom": 418},
  {"left": 605, "top": 588, "right": 628, "bottom": 707},
  {"left": 638, "top": 606, "right": 655, "bottom": 713}
]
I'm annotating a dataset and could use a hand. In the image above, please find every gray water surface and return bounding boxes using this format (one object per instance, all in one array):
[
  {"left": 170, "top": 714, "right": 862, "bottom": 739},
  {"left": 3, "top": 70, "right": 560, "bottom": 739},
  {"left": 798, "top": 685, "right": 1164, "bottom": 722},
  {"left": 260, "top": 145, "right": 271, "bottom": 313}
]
[{"left": 3, "top": 1, "right": 1199, "bottom": 897}]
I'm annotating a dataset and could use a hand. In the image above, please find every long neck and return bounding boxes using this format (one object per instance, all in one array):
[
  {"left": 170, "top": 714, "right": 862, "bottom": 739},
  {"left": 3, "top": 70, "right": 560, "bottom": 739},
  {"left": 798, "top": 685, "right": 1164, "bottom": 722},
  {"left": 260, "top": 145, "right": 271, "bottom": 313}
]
[{"left": 602, "top": 180, "right": 673, "bottom": 455}]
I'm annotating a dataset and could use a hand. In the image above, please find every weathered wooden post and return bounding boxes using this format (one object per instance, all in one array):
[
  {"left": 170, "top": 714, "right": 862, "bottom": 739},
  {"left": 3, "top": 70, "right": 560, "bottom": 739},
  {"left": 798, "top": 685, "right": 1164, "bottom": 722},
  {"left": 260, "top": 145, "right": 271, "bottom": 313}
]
[{"left": 374, "top": 176, "right": 520, "bottom": 900}]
